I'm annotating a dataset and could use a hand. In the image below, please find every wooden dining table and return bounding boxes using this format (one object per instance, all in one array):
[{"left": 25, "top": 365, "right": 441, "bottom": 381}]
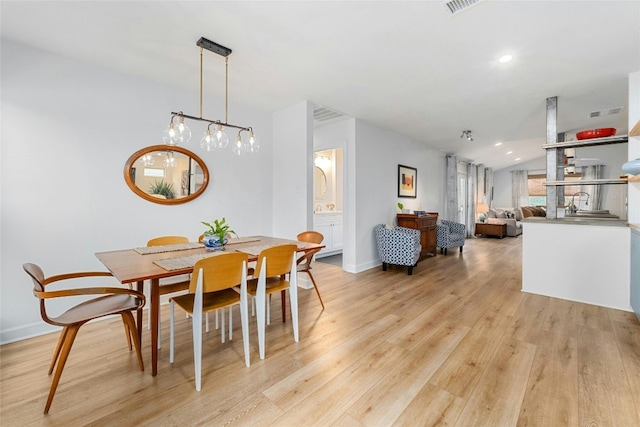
[{"left": 95, "top": 235, "right": 324, "bottom": 376}]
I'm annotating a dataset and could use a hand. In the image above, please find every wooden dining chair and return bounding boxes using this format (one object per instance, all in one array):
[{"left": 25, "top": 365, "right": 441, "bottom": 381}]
[
  {"left": 169, "top": 252, "right": 250, "bottom": 391},
  {"left": 22, "top": 263, "right": 145, "bottom": 414},
  {"left": 247, "top": 244, "right": 298, "bottom": 359},
  {"left": 296, "top": 231, "right": 325, "bottom": 310},
  {"left": 145, "top": 235, "right": 191, "bottom": 346}
]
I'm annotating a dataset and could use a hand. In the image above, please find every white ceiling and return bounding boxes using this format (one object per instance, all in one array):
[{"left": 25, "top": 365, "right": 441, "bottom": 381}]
[{"left": 2, "top": 1, "right": 639, "bottom": 170}]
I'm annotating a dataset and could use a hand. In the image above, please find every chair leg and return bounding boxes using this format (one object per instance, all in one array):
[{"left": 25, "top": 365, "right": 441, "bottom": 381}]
[
  {"left": 122, "top": 312, "right": 144, "bottom": 371},
  {"left": 306, "top": 271, "right": 325, "bottom": 310},
  {"left": 408, "top": 266, "right": 413, "bottom": 275},
  {"left": 382, "top": 262, "right": 387, "bottom": 271},
  {"left": 256, "top": 291, "right": 266, "bottom": 360},
  {"left": 290, "top": 267, "right": 299, "bottom": 342},
  {"left": 281, "top": 289, "right": 286, "bottom": 323},
  {"left": 48, "top": 327, "right": 68, "bottom": 375},
  {"left": 122, "top": 317, "right": 132, "bottom": 351},
  {"left": 221, "top": 309, "right": 226, "bottom": 343},
  {"left": 170, "top": 301, "right": 175, "bottom": 364},
  {"left": 44, "top": 324, "right": 80, "bottom": 414},
  {"left": 228, "top": 306, "right": 233, "bottom": 341},
  {"left": 240, "top": 301, "right": 250, "bottom": 367},
  {"left": 444, "top": 248, "right": 448, "bottom": 255},
  {"left": 460, "top": 246, "right": 463, "bottom": 253}
]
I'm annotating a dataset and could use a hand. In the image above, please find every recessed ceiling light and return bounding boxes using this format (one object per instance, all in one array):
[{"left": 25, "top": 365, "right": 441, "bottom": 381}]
[
  {"left": 506, "top": 151, "right": 513, "bottom": 155},
  {"left": 515, "top": 158, "right": 521, "bottom": 161},
  {"left": 494, "top": 142, "right": 502, "bottom": 147},
  {"left": 499, "top": 54, "right": 513, "bottom": 63}
]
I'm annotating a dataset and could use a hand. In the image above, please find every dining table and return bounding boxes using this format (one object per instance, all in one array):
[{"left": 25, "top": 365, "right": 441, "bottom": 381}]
[{"left": 95, "top": 235, "right": 324, "bottom": 376}]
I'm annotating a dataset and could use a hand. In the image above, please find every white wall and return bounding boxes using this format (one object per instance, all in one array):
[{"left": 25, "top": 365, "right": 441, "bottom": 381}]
[
  {"left": 0, "top": 40, "right": 274, "bottom": 343},
  {"left": 272, "top": 101, "right": 313, "bottom": 239}
]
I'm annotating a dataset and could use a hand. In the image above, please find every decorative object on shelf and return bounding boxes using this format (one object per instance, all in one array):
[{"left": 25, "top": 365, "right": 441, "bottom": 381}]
[
  {"left": 622, "top": 158, "right": 640, "bottom": 176},
  {"left": 397, "top": 202, "right": 409, "bottom": 214},
  {"left": 163, "top": 37, "right": 259, "bottom": 156},
  {"left": 398, "top": 164, "right": 417, "bottom": 198},
  {"left": 414, "top": 210, "right": 426, "bottom": 216},
  {"left": 201, "top": 217, "right": 237, "bottom": 251},
  {"left": 576, "top": 127, "right": 616, "bottom": 140}
]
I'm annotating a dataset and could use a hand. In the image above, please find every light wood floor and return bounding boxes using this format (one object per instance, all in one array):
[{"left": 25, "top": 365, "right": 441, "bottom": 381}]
[{"left": 2, "top": 236, "right": 640, "bottom": 426}]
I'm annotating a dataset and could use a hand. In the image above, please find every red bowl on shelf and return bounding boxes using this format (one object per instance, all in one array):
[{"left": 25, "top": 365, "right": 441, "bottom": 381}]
[{"left": 576, "top": 128, "right": 616, "bottom": 140}]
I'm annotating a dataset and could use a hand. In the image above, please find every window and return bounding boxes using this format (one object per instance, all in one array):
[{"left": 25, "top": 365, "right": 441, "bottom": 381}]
[
  {"left": 527, "top": 173, "right": 582, "bottom": 206},
  {"left": 144, "top": 168, "right": 165, "bottom": 177}
]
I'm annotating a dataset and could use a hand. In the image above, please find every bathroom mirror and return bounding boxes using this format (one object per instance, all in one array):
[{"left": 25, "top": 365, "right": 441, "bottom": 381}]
[
  {"left": 315, "top": 166, "right": 327, "bottom": 199},
  {"left": 124, "top": 145, "right": 209, "bottom": 205}
]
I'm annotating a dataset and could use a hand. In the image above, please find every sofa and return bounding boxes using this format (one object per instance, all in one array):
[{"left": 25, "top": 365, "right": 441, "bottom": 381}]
[{"left": 485, "top": 207, "right": 523, "bottom": 237}]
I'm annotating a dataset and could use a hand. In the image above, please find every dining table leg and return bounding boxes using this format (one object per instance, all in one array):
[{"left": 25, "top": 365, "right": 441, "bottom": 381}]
[
  {"left": 136, "top": 280, "right": 144, "bottom": 344},
  {"left": 150, "top": 278, "right": 160, "bottom": 376}
]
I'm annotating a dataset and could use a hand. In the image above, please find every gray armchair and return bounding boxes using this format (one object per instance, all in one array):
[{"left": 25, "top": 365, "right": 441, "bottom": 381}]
[
  {"left": 436, "top": 220, "right": 465, "bottom": 255},
  {"left": 374, "top": 224, "right": 421, "bottom": 275}
]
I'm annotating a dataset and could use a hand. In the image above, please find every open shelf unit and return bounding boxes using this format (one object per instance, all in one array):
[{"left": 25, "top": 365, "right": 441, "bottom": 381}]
[{"left": 543, "top": 97, "right": 630, "bottom": 219}]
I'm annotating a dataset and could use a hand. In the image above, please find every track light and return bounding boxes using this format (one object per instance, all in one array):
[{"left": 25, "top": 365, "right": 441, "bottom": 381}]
[{"left": 461, "top": 130, "right": 474, "bottom": 142}]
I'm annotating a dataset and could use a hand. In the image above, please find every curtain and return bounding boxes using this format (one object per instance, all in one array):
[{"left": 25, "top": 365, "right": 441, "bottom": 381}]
[
  {"left": 581, "top": 165, "right": 605, "bottom": 210},
  {"left": 485, "top": 167, "right": 494, "bottom": 207},
  {"left": 511, "top": 170, "right": 529, "bottom": 209},
  {"left": 466, "top": 163, "right": 477, "bottom": 237},
  {"left": 444, "top": 155, "right": 458, "bottom": 221}
]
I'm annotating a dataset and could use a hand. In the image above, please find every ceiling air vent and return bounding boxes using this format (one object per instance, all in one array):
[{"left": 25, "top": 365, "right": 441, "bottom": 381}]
[
  {"left": 313, "top": 105, "right": 345, "bottom": 122},
  {"left": 443, "top": 0, "right": 484, "bottom": 15},
  {"left": 589, "top": 107, "right": 624, "bottom": 118}
]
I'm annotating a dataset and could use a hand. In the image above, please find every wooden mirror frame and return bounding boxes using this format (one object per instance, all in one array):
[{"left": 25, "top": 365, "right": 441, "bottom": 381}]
[{"left": 123, "top": 145, "right": 210, "bottom": 205}]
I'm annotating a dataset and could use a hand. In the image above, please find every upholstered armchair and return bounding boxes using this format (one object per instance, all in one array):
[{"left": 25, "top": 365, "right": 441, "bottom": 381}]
[
  {"left": 436, "top": 220, "right": 466, "bottom": 255},
  {"left": 374, "top": 224, "right": 421, "bottom": 275}
]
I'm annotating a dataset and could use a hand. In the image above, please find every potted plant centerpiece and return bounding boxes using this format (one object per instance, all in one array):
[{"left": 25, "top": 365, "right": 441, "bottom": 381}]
[{"left": 201, "top": 217, "right": 237, "bottom": 251}]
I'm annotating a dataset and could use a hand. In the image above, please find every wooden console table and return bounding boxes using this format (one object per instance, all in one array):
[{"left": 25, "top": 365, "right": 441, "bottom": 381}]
[
  {"left": 397, "top": 213, "right": 438, "bottom": 257},
  {"left": 475, "top": 222, "right": 506, "bottom": 238}
]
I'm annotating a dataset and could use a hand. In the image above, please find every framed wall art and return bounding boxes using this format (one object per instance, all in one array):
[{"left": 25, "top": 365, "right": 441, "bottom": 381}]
[{"left": 398, "top": 164, "right": 417, "bottom": 198}]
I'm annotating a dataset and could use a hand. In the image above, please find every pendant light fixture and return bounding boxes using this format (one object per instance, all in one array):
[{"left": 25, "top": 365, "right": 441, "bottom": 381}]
[{"left": 162, "top": 37, "right": 259, "bottom": 155}]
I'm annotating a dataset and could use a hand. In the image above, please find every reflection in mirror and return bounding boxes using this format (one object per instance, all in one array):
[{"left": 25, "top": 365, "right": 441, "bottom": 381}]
[
  {"left": 124, "top": 145, "right": 209, "bottom": 205},
  {"left": 315, "top": 166, "right": 327, "bottom": 199}
]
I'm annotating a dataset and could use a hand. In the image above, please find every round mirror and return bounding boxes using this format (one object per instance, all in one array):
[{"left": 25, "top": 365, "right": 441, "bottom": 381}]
[
  {"left": 124, "top": 145, "right": 209, "bottom": 205},
  {"left": 314, "top": 166, "right": 327, "bottom": 199}
]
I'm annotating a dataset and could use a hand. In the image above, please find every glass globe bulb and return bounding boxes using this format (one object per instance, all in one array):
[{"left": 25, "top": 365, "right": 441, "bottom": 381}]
[
  {"left": 175, "top": 118, "right": 191, "bottom": 144},
  {"left": 200, "top": 129, "right": 217, "bottom": 152},
  {"left": 162, "top": 123, "right": 178, "bottom": 145},
  {"left": 248, "top": 132, "right": 260, "bottom": 153},
  {"left": 214, "top": 124, "right": 229, "bottom": 148},
  {"left": 232, "top": 135, "right": 245, "bottom": 156}
]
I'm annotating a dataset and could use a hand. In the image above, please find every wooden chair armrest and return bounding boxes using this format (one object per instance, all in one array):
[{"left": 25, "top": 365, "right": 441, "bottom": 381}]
[
  {"left": 43, "top": 271, "right": 114, "bottom": 285},
  {"left": 34, "top": 287, "right": 145, "bottom": 302}
]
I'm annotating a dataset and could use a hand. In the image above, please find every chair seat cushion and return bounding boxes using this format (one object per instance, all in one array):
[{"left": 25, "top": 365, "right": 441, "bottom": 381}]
[
  {"left": 171, "top": 288, "right": 241, "bottom": 314},
  {"left": 53, "top": 294, "right": 142, "bottom": 325}
]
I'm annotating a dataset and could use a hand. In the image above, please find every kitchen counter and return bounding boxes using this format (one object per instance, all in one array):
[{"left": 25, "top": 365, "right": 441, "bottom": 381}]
[{"left": 521, "top": 217, "right": 629, "bottom": 227}]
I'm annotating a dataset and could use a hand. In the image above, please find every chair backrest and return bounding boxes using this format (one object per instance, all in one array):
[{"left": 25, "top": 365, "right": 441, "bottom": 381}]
[
  {"left": 147, "top": 235, "right": 189, "bottom": 246},
  {"left": 190, "top": 252, "right": 249, "bottom": 293},
  {"left": 23, "top": 263, "right": 49, "bottom": 323},
  {"left": 296, "top": 231, "right": 324, "bottom": 265},
  {"left": 254, "top": 244, "right": 297, "bottom": 278},
  {"left": 297, "top": 231, "right": 324, "bottom": 244}
]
